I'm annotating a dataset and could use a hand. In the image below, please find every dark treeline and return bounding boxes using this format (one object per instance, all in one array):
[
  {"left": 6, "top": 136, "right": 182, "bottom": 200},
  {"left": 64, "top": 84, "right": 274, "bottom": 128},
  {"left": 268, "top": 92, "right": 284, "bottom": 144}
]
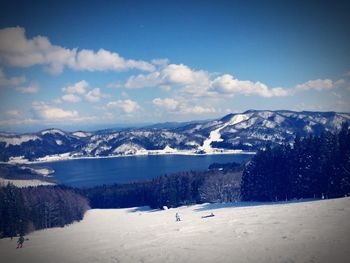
[
  {"left": 0, "top": 184, "right": 89, "bottom": 238},
  {"left": 241, "top": 123, "right": 350, "bottom": 201},
  {"left": 208, "top": 161, "right": 243, "bottom": 172},
  {"left": 80, "top": 169, "right": 242, "bottom": 209}
]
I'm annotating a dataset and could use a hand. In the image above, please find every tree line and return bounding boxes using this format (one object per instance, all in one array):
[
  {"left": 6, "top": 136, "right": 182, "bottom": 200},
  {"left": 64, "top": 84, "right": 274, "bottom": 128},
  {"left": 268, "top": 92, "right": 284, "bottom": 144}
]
[
  {"left": 0, "top": 184, "right": 89, "bottom": 238},
  {"left": 241, "top": 123, "right": 350, "bottom": 201},
  {"left": 80, "top": 169, "right": 242, "bottom": 209}
]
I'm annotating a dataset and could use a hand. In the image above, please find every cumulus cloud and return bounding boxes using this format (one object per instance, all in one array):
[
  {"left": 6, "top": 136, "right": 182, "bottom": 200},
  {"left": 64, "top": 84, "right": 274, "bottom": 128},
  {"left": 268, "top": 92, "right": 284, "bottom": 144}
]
[
  {"left": 62, "top": 93, "right": 81, "bottom": 103},
  {"left": 15, "top": 83, "right": 39, "bottom": 94},
  {"left": 71, "top": 48, "right": 154, "bottom": 72},
  {"left": 179, "top": 105, "right": 216, "bottom": 114},
  {"left": 62, "top": 80, "right": 89, "bottom": 94},
  {"left": 0, "top": 68, "right": 26, "bottom": 86},
  {"left": 151, "top": 58, "right": 169, "bottom": 66},
  {"left": 32, "top": 101, "right": 79, "bottom": 120},
  {"left": 123, "top": 64, "right": 289, "bottom": 99},
  {"left": 294, "top": 79, "right": 333, "bottom": 92},
  {"left": 152, "top": 97, "right": 215, "bottom": 115},
  {"left": 162, "top": 64, "right": 209, "bottom": 86},
  {"left": 210, "top": 74, "right": 290, "bottom": 98},
  {"left": 125, "top": 72, "right": 162, "bottom": 89},
  {"left": 85, "top": 88, "right": 103, "bottom": 102},
  {"left": 61, "top": 80, "right": 108, "bottom": 103},
  {"left": 0, "top": 27, "right": 75, "bottom": 74},
  {"left": 122, "top": 63, "right": 210, "bottom": 92},
  {"left": 107, "top": 99, "right": 141, "bottom": 114},
  {"left": 0, "top": 27, "right": 154, "bottom": 74},
  {"left": 152, "top": 98, "right": 179, "bottom": 110}
]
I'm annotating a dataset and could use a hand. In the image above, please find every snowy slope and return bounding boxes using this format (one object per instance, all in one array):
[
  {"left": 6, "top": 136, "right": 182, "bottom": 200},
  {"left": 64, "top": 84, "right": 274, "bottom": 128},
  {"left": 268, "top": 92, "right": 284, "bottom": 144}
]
[
  {"left": 0, "top": 197, "right": 349, "bottom": 263},
  {"left": 199, "top": 114, "right": 250, "bottom": 153}
]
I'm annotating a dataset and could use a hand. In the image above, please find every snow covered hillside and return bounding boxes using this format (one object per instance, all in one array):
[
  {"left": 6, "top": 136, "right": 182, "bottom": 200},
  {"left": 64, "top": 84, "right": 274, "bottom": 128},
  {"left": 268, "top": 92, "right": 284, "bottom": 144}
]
[
  {"left": 1, "top": 110, "right": 349, "bottom": 163},
  {"left": 1, "top": 197, "right": 349, "bottom": 263}
]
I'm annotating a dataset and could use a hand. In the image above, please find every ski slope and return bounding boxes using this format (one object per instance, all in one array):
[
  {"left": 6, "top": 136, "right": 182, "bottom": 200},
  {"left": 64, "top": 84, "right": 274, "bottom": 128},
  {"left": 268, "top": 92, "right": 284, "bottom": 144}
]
[
  {"left": 199, "top": 114, "right": 250, "bottom": 153},
  {"left": 0, "top": 198, "right": 349, "bottom": 263}
]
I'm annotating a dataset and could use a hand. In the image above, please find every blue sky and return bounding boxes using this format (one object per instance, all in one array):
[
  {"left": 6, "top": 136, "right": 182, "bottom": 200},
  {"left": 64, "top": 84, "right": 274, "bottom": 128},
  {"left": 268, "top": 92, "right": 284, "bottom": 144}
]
[{"left": 0, "top": 0, "right": 349, "bottom": 132}]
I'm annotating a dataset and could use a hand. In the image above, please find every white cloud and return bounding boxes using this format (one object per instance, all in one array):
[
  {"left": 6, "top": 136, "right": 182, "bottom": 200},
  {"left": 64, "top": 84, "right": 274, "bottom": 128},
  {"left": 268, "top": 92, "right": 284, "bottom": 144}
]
[
  {"left": 0, "top": 27, "right": 154, "bottom": 74},
  {"left": 125, "top": 72, "right": 162, "bottom": 89},
  {"left": 123, "top": 64, "right": 289, "bottom": 99},
  {"left": 163, "top": 64, "right": 209, "bottom": 86},
  {"left": 85, "top": 88, "right": 103, "bottom": 102},
  {"left": 61, "top": 80, "right": 108, "bottom": 103},
  {"left": 294, "top": 79, "right": 333, "bottom": 92},
  {"left": 71, "top": 48, "right": 154, "bottom": 72},
  {"left": 152, "top": 97, "right": 215, "bottom": 115},
  {"left": 107, "top": 99, "right": 141, "bottom": 114},
  {"left": 210, "top": 74, "right": 290, "bottom": 98},
  {"left": 15, "top": 83, "right": 39, "bottom": 93},
  {"left": 32, "top": 102, "right": 79, "bottom": 120},
  {"left": 0, "top": 27, "right": 75, "bottom": 74},
  {"left": 62, "top": 93, "right": 81, "bottom": 103},
  {"left": 151, "top": 58, "right": 169, "bottom": 66},
  {"left": 179, "top": 105, "right": 216, "bottom": 114},
  {"left": 0, "top": 68, "right": 26, "bottom": 86},
  {"left": 123, "top": 64, "right": 209, "bottom": 92},
  {"left": 152, "top": 98, "right": 179, "bottom": 110},
  {"left": 62, "top": 80, "right": 89, "bottom": 94}
]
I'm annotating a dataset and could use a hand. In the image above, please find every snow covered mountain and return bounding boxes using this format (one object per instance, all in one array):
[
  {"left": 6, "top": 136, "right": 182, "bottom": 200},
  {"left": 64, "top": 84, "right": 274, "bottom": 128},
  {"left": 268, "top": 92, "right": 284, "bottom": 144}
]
[{"left": 0, "top": 110, "right": 349, "bottom": 162}]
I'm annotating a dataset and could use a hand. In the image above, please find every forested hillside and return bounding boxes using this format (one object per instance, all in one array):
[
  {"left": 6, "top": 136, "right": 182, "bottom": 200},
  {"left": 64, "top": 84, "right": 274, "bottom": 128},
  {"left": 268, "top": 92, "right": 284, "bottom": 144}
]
[
  {"left": 81, "top": 169, "right": 242, "bottom": 209},
  {"left": 0, "top": 185, "right": 89, "bottom": 238},
  {"left": 241, "top": 124, "right": 350, "bottom": 201}
]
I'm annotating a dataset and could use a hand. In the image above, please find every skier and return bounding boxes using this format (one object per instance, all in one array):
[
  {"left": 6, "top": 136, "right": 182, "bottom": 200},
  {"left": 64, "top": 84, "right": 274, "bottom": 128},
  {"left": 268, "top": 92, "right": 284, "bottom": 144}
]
[
  {"left": 175, "top": 212, "right": 181, "bottom": 222},
  {"left": 16, "top": 235, "right": 24, "bottom": 249}
]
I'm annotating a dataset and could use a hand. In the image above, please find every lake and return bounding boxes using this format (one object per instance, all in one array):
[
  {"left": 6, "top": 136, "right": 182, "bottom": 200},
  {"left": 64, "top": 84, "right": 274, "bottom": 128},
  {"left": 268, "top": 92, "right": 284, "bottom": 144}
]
[{"left": 43, "top": 154, "right": 252, "bottom": 187}]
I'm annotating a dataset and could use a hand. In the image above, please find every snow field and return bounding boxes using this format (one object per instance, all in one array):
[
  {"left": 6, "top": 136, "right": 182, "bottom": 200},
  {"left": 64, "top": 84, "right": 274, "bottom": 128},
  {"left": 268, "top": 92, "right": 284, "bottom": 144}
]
[
  {"left": 0, "top": 197, "right": 349, "bottom": 263},
  {"left": 0, "top": 178, "right": 55, "bottom": 187}
]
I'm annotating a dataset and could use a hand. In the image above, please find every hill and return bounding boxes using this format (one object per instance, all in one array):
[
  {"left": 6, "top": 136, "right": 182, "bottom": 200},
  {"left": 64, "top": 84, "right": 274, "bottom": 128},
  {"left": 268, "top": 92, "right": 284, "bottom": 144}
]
[
  {"left": 1, "top": 110, "right": 349, "bottom": 163},
  {"left": 0, "top": 197, "right": 349, "bottom": 263}
]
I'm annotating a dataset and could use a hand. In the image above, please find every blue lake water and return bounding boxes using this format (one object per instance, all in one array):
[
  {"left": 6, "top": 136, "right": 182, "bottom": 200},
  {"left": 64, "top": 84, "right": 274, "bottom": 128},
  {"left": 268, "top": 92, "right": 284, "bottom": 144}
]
[{"left": 43, "top": 154, "right": 252, "bottom": 187}]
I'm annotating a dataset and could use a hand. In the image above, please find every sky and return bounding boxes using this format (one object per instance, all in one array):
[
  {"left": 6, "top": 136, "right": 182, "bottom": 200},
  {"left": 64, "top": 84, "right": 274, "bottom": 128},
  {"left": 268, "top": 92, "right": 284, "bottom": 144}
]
[{"left": 0, "top": 0, "right": 349, "bottom": 132}]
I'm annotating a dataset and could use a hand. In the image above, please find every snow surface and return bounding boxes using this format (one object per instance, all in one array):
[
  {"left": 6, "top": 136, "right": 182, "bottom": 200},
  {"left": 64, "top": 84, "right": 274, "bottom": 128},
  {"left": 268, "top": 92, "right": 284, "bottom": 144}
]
[
  {"left": 199, "top": 114, "right": 250, "bottom": 153},
  {"left": 7, "top": 156, "right": 29, "bottom": 164},
  {"left": 40, "top": 129, "right": 65, "bottom": 136},
  {"left": 28, "top": 167, "right": 54, "bottom": 176},
  {"left": 0, "top": 178, "right": 55, "bottom": 187},
  {"left": 72, "top": 131, "right": 91, "bottom": 138},
  {"left": 1, "top": 197, "right": 349, "bottom": 263},
  {"left": 0, "top": 135, "right": 41, "bottom": 147}
]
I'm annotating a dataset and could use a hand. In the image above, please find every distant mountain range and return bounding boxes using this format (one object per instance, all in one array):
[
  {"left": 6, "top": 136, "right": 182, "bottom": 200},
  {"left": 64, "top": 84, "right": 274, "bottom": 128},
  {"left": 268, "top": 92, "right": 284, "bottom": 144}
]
[{"left": 0, "top": 110, "right": 349, "bottom": 163}]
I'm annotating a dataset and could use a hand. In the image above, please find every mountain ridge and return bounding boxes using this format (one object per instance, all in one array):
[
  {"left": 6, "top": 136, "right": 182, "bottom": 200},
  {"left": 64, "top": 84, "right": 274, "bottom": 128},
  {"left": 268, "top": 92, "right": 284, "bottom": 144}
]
[{"left": 1, "top": 110, "right": 349, "bottom": 162}]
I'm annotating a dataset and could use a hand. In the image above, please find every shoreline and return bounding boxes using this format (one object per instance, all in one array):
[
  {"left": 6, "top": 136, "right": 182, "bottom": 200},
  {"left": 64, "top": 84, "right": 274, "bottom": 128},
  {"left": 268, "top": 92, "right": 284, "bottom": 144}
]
[{"left": 4, "top": 149, "right": 256, "bottom": 165}]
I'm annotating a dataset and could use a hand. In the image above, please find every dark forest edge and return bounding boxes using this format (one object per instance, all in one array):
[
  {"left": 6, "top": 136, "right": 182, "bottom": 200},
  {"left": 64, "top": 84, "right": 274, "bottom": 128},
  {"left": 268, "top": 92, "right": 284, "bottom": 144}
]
[
  {"left": 1, "top": 123, "right": 349, "bottom": 238},
  {"left": 0, "top": 185, "right": 89, "bottom": 238},
  {"left": 241, "top": 123, "right": 350, "bottom": 201}
]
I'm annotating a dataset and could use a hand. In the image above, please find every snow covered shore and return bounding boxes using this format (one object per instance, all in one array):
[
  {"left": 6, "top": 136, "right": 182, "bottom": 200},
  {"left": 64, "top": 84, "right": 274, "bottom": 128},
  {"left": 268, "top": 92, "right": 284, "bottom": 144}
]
[
  {"left": 6, "top": 150, "right": 255, "bottom": 164},
  {"left": 1, "top": 197, "right": 349, "bottom": 263},
  {"left": 0, "top": 178, "right": 55, "bottom": 187}
]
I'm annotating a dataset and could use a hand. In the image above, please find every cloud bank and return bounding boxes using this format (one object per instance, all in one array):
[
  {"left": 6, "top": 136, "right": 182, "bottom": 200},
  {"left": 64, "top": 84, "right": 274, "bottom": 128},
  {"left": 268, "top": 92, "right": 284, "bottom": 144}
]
[{"left": 0, "top": 27, "right": 155, "bottom": 74}]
